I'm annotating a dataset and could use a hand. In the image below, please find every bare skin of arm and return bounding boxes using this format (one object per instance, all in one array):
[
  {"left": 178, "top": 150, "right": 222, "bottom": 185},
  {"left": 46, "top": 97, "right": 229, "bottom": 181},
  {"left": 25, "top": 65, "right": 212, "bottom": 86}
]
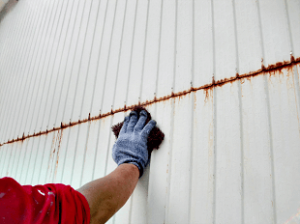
[{"left": 77, "top": 163, "right": 139, "bottom": 224}]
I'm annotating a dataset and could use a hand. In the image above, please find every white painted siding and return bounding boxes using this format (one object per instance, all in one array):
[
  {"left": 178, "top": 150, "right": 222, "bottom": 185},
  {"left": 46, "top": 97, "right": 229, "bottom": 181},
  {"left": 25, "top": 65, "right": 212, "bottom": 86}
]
[{"left": 1, "top": 0, "right": 300, "bottom": 223}]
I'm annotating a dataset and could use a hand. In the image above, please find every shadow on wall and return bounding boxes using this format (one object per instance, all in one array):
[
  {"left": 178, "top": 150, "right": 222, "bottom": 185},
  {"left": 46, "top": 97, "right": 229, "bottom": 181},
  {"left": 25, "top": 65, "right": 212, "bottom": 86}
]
[{"left": 0, "top": 0, "right": 18, "bottom": 23}]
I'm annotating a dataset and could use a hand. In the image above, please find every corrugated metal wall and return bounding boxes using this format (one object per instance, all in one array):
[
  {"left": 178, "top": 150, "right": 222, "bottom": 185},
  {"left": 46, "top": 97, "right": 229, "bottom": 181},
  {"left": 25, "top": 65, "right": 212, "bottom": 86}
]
[{"left": 1, "top": 0, "right": 300, "bottom": 223}]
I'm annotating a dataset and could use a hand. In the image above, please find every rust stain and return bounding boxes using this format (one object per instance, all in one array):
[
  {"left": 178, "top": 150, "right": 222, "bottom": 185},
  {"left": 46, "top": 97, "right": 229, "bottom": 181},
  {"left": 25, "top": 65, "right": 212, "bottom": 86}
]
[
  {"left": 297, "top": 65, "right": 300, "bottom": 128},
  {"left": 292, "top": 65, "right": 300, "bottom": 133},
  {"left": 52, "top": 131, "right": 60, "bottom": 154},
  {"left": 1, "top": 56, "right": 299, "bottom": 147},
  {"left": 85, "top": 122, "right": 91, "bottom": 152},
  {"left": 52, "top": 133, "right": 57, "bottom": 154},
  {"left": 54, "top": 130, "right": 63, "bottom": 181},
  {"left": 57, "top": 130, "right": 63, "bottom": 163},
  {"left": 193, "top": 91, "right": 197, "bottom": 108},
  {"left": 47, "top": 133, "right": 57, "bottom": 172},
  {"left": 204, "top": 87, "right": 213, "bottom": 103},
  {"left": 286, "top": 68, "right": 294, "bottom": 89}
]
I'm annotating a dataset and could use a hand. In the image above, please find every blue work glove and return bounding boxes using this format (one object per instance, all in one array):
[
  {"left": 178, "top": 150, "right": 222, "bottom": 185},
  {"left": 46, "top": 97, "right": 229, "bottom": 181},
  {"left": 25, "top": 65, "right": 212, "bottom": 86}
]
[{"left": 112, "top": 110, "right": 157, "bottom": 177}]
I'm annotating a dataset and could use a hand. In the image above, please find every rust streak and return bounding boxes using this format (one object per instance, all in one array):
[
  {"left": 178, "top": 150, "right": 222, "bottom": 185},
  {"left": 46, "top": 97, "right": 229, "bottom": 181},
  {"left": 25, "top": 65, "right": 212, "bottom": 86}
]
[
  {"left": 1, "top": 57, "right": 299, "bottom": 147},
  {"left": 54, "top": 130, "right": 63, "bottom": 181}
]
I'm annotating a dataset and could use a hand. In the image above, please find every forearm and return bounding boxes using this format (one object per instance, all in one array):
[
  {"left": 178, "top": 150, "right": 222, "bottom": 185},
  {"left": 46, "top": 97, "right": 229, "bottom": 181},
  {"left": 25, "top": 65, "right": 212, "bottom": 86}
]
[{"left": 77, "top": 164, "right": 139, "bottom": 224}]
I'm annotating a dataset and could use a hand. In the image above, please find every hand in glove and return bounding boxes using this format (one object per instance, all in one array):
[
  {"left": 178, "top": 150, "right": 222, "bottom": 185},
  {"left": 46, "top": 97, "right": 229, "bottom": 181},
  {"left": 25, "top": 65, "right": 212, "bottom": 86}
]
[{"left": 112, "top": 110, "right": 156, "bottom": 177}]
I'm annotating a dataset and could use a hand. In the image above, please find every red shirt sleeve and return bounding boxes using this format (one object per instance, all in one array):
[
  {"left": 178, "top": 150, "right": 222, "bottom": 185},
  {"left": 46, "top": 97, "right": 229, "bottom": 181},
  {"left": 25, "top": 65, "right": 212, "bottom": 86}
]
[{"left": 0, "top": 177, "right": 90, "bottom": 224}]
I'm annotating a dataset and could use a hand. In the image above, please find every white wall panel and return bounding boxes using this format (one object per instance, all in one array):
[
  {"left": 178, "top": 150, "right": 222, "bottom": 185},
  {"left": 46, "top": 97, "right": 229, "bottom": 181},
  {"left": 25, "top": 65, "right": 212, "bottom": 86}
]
[
  {"left": 258, "top": 0, "right": 291, "bottom": 65},
  {"left": 16, "top": 1, "right": 52, "bottom": 140},
  {"left": 78, "top": 121, "right": 97, "bottom": 186},
  {"left": 67, "top": 0, "right": 94, "bottom": 122},
  {"left": 174, "top": 0, "right": 193, "bottom": 93},
  {"left": 0, "top": 143, "right": 12, "bottom": 177},
  {"left": 167, "top": 96, "right": 193, "bottom": 223},
  {"left": 5, "top": 143, "right": 17, "bottom": 177},
  {"left": 156, "top": 0, "right": 175, "bottom": 99},
  {"left": 89, "top": 0, "right": 116, "bottom": 117},
  {"left": 0, "top": 1, "right": 28, "bottom": 119},
  {"left": 101, "top": 0, "right": 127, "bottom": 115},
  {"left": 0, "top": 1, "right": 28, "bottom": 142},
  {"left": 234, "top": 0, "right": 263, "bottom": 75},
  {"left": 25, "top": 1, "right": 58, "bottom": 137},
  {"left": 113, "top": 0, "right": 138, "bottom": 111},
  {"left": 39, "top": 132, "right": 57, "bottom": 184},
  {"left": 46, "top": 130, "right": 63, "bottom": 184},
  {"left": 0, "top": 145, "right": 9, "bottom": 176},
  {"left": 267, "top": 69, "right": 300, "bottom": 223},
  {"left": 70, "top": 123, "right": 90, "bottom": 190},
  {"left": 91, "top": 116, "right": 112, "bottom": 181},
  {"left": 72, "top": 0, "right": 100, "bottom": 122},
  {"left": 9, "top": 141, "right": 26, "bottom": 180},
  {"left": 46, "top": 0, "right": 80, "bottom": 130},
  {"left": 190, "top": 90, "right": 214, "bottom": 224},
  {"left": 47, "top": 0, "right": 83, "bottom": 126},
  {"left": 23, "top": 136, "right": 40, "bottom": 185},
  {"left": 33, "top": 0, "right": 62, "bottom": 133},
  {"left": 17, "top": 138, "right": 34, "bottom": 184},
  {"left": 126, "top": 0, "right": 149, "bottom": 106},
  {"left": 215, "top": 82, "right": 242, "bottom": 223},
  {"left": 48, "top": 0, "right": 85, "bottom": 129},
  {"left": 30, "top": 134, "right": 47, "bottom": 186},
  {"left": 52, "top": 0, "right": 81, "bottom": 128},
  {"left": 1, "top": 1, "right": 300, "bottom": 223},
  {"left": 285, "top": 0, "right": 300, "bottom": 58},
  {"left": 60, "top": 126, "right": 80, "bottom": 185},
  {"left": 193, "top": 0, "right": 213, "bottom": 88},
  {"left": 140, "top": 0, "right": 161, "bottom": 103},
  {"left": 213, "top": 0, "right": 237, "bottom": 81},
  {"left": 241, "top": 75, "right": 275, "bottom": 224}
]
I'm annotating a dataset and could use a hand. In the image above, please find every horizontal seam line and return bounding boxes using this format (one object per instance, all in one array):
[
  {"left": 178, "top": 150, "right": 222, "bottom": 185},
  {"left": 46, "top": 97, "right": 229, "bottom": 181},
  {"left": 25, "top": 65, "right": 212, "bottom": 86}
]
[{"left": 1, "top": 56, "right": 299, "bottom": 146}]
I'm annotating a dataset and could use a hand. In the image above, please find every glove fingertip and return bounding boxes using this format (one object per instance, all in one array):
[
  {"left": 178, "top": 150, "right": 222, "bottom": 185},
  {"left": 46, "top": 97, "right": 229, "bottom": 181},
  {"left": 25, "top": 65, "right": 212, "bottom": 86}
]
[
  {"left": 140, "top": 110, "right": 147, "bottom": 117},
  {"left": 150, "top": 120, "right": 157, "bottom": 126},
  {"left": 130, "top": 111, "right": 138, "bottom": 116},
  {"left": 141, "top": 120, "right": 156, "bottom": 138},
  {"left": 147, "top": 120, "right": 156, "bottom": 131}
]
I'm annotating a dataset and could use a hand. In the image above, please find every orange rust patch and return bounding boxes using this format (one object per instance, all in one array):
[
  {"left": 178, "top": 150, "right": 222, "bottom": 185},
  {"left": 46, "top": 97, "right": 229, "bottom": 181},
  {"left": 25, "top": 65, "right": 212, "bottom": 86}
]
[{"left": 1, "top": 56, "right": 299, "bottom": 147}]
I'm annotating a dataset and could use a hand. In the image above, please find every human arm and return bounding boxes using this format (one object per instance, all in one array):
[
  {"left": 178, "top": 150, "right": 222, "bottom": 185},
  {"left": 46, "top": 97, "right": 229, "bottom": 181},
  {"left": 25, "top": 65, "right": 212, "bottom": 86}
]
[
  {"left": 78, "top": 110, "right": 156, "bottom": 223},
  {"left": 77, "top": 163, "right": 139, "bottom": 224}
]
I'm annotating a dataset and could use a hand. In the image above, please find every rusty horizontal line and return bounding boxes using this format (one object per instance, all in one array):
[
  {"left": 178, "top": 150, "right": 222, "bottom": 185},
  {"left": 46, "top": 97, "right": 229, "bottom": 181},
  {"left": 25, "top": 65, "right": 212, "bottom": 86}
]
[{"left": 1, "top": 56, "right": 299, "bottom": 147}]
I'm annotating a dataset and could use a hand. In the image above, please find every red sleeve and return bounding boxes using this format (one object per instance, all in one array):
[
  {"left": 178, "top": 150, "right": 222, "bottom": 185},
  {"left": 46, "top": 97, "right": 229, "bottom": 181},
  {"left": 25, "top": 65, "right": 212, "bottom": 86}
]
[{"left": 0, "top": 177, "right": 90, "bottom": 224}]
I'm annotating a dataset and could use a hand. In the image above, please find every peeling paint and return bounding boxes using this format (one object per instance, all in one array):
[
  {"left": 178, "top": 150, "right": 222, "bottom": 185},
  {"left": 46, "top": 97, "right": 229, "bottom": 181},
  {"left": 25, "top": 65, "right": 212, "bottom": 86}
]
[{"left": 1, "top": 57, "right": 299, "bottom": 147}]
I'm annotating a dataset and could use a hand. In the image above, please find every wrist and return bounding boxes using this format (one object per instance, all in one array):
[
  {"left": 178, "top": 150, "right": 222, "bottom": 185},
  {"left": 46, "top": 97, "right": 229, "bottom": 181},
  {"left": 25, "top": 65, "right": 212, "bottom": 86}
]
[{"left": 119, "top": 163, "right": 140, "bottom": 179}]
